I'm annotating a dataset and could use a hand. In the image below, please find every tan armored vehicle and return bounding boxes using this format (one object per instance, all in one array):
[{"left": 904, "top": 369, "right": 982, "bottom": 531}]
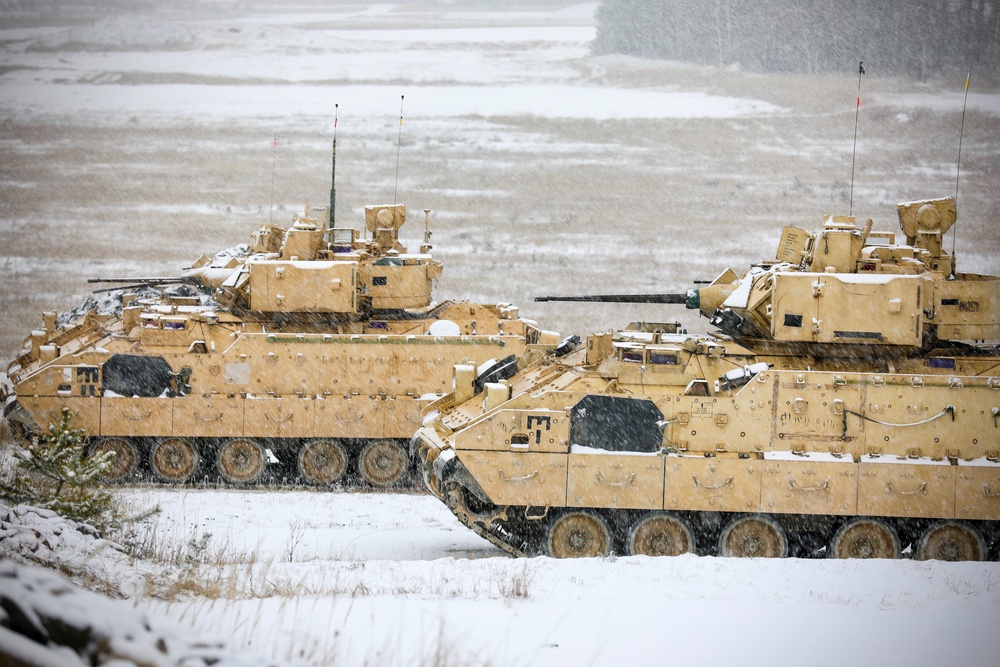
[
  {"left": 2, "top": 201, "right": 559, "bottom": 486},
  {"left": 414, "top": 196, "right": 1000, "bottom": 560}
]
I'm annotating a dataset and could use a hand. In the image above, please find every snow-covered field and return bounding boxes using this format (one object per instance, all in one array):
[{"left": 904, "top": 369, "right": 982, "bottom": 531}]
[
  {"left": 129, "top": 489, "right": 1000, "bottom": 667},
  {"left": 2, "top": 2, "right": 1000, "bottom": 666},
  {"left": 4, "top": 488, "right": 1000, "bottom": 666}
]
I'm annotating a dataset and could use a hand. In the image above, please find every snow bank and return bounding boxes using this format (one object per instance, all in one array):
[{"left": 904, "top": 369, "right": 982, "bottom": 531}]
[
  {"left": 0, "top": 501, "right": 138, "bottom": 597},
  {"left": 0, "top": 78, "right": 785, "bottom": 127},
  {"left": 0, "top": 559, "right": 296, "bottom": 667},
  {"left": 2, "top": 489, "right": 1000, "bottom": 667}
]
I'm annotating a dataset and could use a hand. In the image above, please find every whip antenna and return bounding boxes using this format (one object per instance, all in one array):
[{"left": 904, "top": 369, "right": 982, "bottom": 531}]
[
  {"left": 849, "top": 61, "right": 865, "bottom": 216},
  {"left": 329, "top": 104, "right": 338, "bottom": 233},
  {"left": 269, "top": 133, "right": 277, "bottom": 225},
  {"left": 393, "top": 95, "right": 404, "bottom": 205},
  {"left": 953, "top": 67, "right": 971, "bottom": 270}
]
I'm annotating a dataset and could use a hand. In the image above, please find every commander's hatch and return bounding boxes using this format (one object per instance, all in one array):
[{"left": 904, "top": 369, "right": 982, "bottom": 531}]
[{"left": 776, "top": 226, "right": 812, "bottom": 266}]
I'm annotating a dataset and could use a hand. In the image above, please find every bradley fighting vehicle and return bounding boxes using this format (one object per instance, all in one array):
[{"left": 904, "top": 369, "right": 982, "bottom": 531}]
[
  {"left": 413, "top": 196, "right": 1000, "bottom": 560},
  {"left": 2, "top": 198, "right": 559, "bottom": 486}
]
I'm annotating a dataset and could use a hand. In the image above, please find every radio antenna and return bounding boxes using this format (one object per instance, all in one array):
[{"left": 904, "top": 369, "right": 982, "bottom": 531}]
[
  {"left": 393, "top": 95, "right": 404, "bottom": 205},
  {"left": 952, "top": 67, "right": 971, "bottom": 273},
  {"left": 329, "top": 104, "right": 338, "bottom": 233},
  {"left": 849, "top": 61, "right": 865, "bottom": 216}
]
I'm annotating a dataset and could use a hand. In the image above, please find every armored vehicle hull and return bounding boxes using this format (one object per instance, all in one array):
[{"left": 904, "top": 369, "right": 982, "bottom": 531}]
[
  {"left": 3, "top": 202, "right": 558, "bottom": 487},
  {"left": 414, "top": 197, "right": 1000, "bottom": 559}
]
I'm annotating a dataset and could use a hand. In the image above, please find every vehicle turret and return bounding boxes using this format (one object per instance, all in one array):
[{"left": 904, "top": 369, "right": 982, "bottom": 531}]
[
  {"left": 87, "top": 202, "right": 442, "bottom": 320},
  {"left": 537, "top": 197, "right": 998, "bottom": 350}
]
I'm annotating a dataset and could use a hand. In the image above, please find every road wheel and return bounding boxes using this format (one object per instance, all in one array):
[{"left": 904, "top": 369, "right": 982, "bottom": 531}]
[
  {"left": 298, "top": 439, "right": 348, "bottom": 485},
  {"left": 8, "top": 420, "right": 38, "bottom": 446},
  {"left": 358, "top": 440, "right": 408, "bottom": 486},
  {"left": 829, "top": 518, "right": 900, "bottom": 559},
  {"left": 917, "top": 521, "right": 986, "bottom": 561},
  {"left": 447, "top": 483, "right": 501, "bottom": 520},
  {"left": 217, "top": 438, "right": 265, "bottom": 484},
  {"left": 90, "top": 437, "right": 138, "bottom": 482},
  {"left": 150, "top": 438, "right": 199, "bottom": 483},
  {"left": 547, "top": 511, "right": 612, "bottom": 559},
  {"left": 719, "top": 515, "right": 788, "bottom": 558},
  {"left": 627, "top": 513, "right": 695, "bottom": 557}
]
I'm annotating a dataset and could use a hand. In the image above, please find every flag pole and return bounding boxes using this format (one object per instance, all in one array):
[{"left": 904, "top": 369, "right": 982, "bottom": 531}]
[
  {"left": 393, "top": 95, "right": 404, "bottom": 206},
  {"left": 849, "top": 61, "right": 864, "bottom": 217},
  {"left": 329, "top": 104, "right": 338, "bottom": 234},
  {"left": 952, "top": 67, "right": 971, "bottom": 274}
]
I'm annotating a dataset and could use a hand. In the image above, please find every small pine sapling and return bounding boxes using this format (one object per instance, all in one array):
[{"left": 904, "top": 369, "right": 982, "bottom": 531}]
[{"left": 0, "top": 407, "right": 118, "bottom": 532}]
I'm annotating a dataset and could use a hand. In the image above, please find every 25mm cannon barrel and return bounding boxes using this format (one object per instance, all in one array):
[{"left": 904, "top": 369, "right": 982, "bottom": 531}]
[
  {"left": 87, "top": 277, "right": 197, "bottom": 285},
  {"left": 535, "top": 293, "right": 689, "bottom": 305},
  {"left": 86, "top": 277, "right": 203, "bottom": 293}
]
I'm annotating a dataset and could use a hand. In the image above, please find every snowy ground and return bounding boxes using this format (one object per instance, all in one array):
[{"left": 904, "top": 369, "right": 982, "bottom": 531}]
[
  {"left": 4, "top": 488, "right": 1000, "bottom": 666},
  {"left": 129, "top": 489, "right": 1000, "bottom": 667},
  {"left": 2, "top": 3, "right": 1000, "bottom": 666}
]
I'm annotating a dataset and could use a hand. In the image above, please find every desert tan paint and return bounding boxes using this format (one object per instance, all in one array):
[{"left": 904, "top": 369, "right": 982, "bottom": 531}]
[
  {"left": 415, "top": 197, "right": 1000, "bottom": 558},
  {"left": 4, "top": 203, "right": 559, "bottom": 486}
]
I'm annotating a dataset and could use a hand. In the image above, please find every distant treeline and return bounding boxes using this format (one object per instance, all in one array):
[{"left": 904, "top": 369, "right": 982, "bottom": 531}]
[{"left": 593, "top": 0, "right": 1000, "bottom": 79}]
